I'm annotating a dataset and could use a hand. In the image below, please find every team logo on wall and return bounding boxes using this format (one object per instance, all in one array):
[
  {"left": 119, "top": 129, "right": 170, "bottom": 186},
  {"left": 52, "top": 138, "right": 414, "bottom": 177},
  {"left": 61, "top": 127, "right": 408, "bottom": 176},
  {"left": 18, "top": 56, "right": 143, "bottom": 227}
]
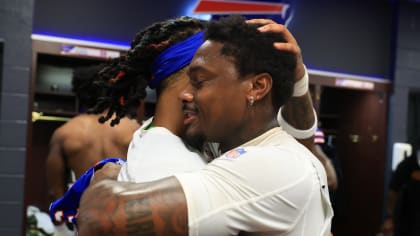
[{"left": 193, "top": 0, "right": 293, "bottom": 26}]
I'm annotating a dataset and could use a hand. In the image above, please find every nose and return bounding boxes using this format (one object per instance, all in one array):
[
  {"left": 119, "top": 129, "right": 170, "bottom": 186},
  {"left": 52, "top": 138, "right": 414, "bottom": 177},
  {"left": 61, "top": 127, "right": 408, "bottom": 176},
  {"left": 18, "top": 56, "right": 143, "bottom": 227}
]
[
  {"left": 179, "top": 86, "right": 194, "bottom": 103},
  {"left": 180, "top": 92, "right": 194, "bottom": 106}
]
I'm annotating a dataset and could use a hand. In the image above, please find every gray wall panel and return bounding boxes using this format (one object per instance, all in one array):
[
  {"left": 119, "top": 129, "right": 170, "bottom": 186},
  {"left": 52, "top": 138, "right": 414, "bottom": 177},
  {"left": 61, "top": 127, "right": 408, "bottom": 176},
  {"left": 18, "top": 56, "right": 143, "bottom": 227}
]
[
  {"left": 0, "top": 177, "right": 24, "bottom": 202},
  {"left": 0, "top": 148, "right": 26, "bottom": 175},
  {"left": 0, "top": 202, "right": 23, "bottom": 228},
  {"left": 1, "top": 65, "right": 30, "bottom": 94},
  {"left": 0, "top": 93, "right": 28, "bottom": 121},
  {"left": 0, "top": 122, "right": 28, "bottom": 148}
]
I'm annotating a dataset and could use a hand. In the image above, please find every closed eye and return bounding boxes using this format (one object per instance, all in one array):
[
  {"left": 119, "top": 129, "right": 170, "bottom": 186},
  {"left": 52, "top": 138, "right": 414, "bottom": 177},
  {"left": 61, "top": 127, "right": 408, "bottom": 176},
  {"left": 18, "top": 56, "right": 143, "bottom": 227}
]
[{"left": 190, "top": 79, "right": 203, "bottom": 89}]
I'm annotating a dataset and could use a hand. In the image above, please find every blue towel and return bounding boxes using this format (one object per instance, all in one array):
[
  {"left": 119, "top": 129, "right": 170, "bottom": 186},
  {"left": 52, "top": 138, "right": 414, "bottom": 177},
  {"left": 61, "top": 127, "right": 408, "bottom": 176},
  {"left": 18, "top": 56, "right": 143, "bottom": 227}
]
[{"left": 49, "top": 157, "right": 125, "bottom": 227}]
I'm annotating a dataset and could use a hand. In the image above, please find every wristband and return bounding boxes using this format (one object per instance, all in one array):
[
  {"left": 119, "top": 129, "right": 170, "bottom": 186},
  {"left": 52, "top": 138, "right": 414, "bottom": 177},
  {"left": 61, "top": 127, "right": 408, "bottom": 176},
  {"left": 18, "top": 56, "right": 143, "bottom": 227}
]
[
  {"left": 293, "top": 65, "right": 309, "bottom": 97},
  {"left": 277, "top": 107, "right": 317, "bottom": 139}
]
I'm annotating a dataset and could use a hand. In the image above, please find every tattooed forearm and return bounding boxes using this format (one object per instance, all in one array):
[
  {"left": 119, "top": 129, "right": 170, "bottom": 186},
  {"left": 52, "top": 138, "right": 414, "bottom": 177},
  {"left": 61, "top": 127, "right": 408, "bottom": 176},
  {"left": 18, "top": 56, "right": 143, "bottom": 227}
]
[
  {"left": 152, "top": 185, "right": 188, "bottom": 235},
  {"left": 77, "top": 177, "right": 188, "bottom": 236},
  {"left": 282, "top": 92, "right": 315, "bottom": 129},
  {"left": 125, "top": 197, "right": 154, "bottom": 235}
]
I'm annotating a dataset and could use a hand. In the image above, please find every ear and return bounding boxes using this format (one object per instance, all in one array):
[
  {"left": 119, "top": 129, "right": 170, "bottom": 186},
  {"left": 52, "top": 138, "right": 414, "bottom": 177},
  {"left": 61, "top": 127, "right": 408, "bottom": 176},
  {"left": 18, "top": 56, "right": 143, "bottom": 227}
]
[{"left": 248, "top": 73, "right": 272, "bottom": 102}]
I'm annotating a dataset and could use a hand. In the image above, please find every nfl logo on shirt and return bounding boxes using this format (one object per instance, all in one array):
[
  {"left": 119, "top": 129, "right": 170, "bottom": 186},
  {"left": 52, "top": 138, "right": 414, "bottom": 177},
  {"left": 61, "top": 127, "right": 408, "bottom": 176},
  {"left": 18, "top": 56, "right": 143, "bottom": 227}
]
[{"left": 224, "top": 148, "right": 247, "bottom": 159}]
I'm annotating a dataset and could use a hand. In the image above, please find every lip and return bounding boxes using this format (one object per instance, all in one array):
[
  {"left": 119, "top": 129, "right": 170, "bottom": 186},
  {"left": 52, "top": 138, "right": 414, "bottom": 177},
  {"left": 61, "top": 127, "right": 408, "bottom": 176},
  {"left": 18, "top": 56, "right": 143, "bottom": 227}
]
[
  {"left": 182, "top": 102, "right": 199, "bottom": 126},
  {"left": 183, "top": 110, "right": 197, "bottom": 125}
]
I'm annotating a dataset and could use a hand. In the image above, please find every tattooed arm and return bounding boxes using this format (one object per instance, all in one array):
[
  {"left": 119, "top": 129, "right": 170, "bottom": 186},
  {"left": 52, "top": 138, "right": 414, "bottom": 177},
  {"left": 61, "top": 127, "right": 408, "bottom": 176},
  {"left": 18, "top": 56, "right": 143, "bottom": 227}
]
[
  {"left": 248, "top": 19, "right": 316, "bottom": 148},
  {"left": 77, "top": 176, "right": 188, "bottom": 236},
  {"left": 248, "top": 19, "right": 340, "bottom": 191},
  {"left": 280, "top": 92, "right": 316, "bottom": 148}
]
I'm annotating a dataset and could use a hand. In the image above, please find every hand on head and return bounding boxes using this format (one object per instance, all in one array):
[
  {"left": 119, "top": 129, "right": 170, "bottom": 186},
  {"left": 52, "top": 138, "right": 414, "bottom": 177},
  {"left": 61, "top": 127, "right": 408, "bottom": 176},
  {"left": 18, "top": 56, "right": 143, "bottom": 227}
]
[{"left": 246, "top": 19, "right": 305, "bottom": 82}]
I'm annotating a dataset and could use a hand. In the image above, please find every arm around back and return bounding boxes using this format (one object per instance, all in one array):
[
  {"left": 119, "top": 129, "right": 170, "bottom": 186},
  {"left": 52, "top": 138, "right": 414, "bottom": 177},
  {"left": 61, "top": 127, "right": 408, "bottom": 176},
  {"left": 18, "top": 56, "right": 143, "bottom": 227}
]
[{"left": 77, "top": 176, "right": 188, "bottom": 236}]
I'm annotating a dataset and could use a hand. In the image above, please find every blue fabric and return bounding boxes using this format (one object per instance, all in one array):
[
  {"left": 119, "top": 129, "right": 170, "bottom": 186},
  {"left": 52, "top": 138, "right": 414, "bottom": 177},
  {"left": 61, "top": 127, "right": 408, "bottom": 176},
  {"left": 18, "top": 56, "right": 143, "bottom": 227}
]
[
  {"left": 49, "top": 158, "right": 125, "bottom": 227},
  {"left": 149, "top": 31, "right": 204, "bottom": 89}
]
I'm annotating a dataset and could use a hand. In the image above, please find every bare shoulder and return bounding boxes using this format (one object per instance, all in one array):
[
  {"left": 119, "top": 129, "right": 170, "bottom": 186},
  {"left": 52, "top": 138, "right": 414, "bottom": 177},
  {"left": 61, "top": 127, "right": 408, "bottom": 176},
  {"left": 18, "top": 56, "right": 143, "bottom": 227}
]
[
  {"left": 50, "top": 118, "right": 78, "bottom": 144},
  {"left": 54, "top": 115, "right": 96, "bottom": 147},
  {"left": 109, "top": 118, "right": 140, "bottom": 141},
  {"left": 55, "top": 115, "right": 88, "bottom": 134},
  {"left": 114, "top": 117, "right": 140, "bottom": 132}
]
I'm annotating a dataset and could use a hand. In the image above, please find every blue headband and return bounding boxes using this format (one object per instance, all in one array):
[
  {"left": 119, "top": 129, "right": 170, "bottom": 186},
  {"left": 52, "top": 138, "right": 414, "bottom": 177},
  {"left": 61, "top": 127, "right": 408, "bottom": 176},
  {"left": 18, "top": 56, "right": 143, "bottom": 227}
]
[{"left": 149, "top": 30, "right": 205, "bottom": 89}]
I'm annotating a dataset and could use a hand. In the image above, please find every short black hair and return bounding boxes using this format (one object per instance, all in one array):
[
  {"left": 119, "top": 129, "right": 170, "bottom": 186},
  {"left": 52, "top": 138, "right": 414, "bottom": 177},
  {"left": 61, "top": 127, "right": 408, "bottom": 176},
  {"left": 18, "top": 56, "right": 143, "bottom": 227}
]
[
  {"left": 72, "top": 64, "right": 104, "bottom": 109},
  {"left": 90, "top": 16, "right": 207, "bottom": 126},
  {"left": 205, "top": 15, "right": 296, "bottom": 110}
]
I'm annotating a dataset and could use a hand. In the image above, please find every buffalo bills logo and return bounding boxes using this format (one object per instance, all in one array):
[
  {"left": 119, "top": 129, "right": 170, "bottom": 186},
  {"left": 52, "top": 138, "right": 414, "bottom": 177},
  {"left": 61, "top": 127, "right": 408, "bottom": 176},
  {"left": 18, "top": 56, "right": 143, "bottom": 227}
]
[{"left": 193, "top": 0, "right": 293, "bottom": 26}]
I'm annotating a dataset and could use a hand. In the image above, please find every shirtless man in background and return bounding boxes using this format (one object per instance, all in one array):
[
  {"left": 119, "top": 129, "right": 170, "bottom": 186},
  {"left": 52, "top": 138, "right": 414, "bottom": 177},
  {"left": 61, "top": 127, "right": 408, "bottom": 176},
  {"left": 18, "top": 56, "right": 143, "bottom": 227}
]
[{"left": 45, "top": 64, "right": 140, "bottom": 203}]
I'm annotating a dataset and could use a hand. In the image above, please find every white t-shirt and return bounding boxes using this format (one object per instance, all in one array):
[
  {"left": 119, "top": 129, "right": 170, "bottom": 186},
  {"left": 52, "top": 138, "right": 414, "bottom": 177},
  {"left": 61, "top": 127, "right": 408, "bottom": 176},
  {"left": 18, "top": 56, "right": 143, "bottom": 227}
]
[
  {"left": 175, "top": 127, "right": 333, "bottom": 236},
  {"left": 118, "top": 118, "right": 208, "bottom": 182}
]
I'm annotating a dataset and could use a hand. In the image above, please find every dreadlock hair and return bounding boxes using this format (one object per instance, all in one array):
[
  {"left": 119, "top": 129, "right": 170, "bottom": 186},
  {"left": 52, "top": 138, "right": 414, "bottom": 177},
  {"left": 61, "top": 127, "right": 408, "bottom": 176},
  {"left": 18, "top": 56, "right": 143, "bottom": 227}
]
[
  {"left": 72, "top": 63, "right": 105, "bottom": 110},
  {"left": 205, "top": 15, "right": 296, "bottom": 111},
  {"left": 90, "top": 16, "right": 207, "bottom": 126}
]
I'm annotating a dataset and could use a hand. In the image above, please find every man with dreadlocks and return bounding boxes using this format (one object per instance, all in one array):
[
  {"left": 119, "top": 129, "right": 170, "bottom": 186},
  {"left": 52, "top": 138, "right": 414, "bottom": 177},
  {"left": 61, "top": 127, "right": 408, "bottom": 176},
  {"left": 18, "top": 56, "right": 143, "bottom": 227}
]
[
  {"left": 104, "top": 17, "right": 213, "bottom": 182},
  {"left": 78, "top": 15, "right": 332, "bottom": 235}
]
